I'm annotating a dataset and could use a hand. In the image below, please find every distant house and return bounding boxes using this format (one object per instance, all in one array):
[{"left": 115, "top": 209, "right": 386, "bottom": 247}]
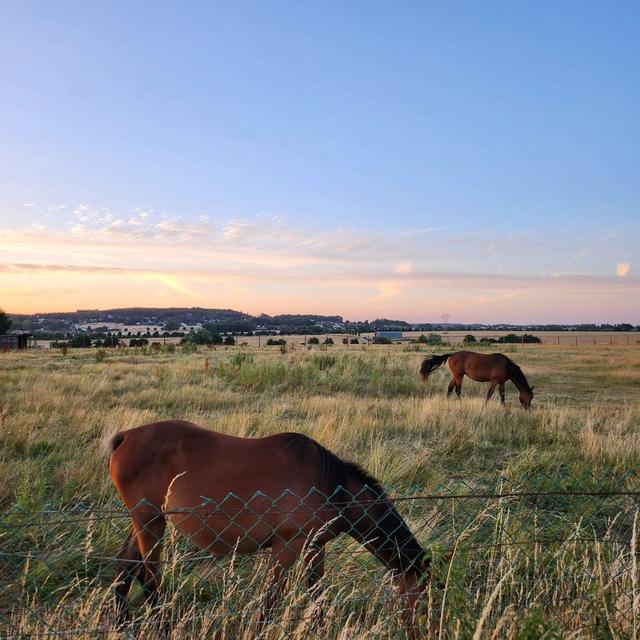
[
  {"left": 180, "top": 324, "right": 202, "bottom": 332},
  {"left": 374, "top": 331, "right": 406, "bottom": 341},
  {"left": 0, "top": 332, "right": 33, "bottom": 350}
]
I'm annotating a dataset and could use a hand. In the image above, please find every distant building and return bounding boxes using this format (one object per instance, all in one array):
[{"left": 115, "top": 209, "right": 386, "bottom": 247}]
[
  {"left": 180, "top": 323, "right": 202, "bottom": 332},
  {"left": 374, "top": 331, "right": 405, "bottom": 341},
  {"left": 0, "top": 332, "right": 33, "bottom": 350}
]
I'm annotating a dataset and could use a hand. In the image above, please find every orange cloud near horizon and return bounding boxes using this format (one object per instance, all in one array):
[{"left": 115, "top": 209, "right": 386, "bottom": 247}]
[
  {"left": 2, "top": 211, "right": 639, "bottom": 323},
  {"left": 3, "top": 263, "right": 639, "bottom": 324}
]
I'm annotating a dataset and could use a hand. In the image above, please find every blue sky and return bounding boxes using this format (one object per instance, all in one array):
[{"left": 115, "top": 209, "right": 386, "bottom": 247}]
[{"left": 0, "top": 2, "right": 638, "bottom": 321}]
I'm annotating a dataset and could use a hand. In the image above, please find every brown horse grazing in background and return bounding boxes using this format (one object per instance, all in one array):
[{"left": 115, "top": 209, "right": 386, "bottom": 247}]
[
  {"left": 420, "top": 350, "right": 534, "bottom": 409},
  {"left": 109, "top": 420, "right": 432, "bottom": 637}
]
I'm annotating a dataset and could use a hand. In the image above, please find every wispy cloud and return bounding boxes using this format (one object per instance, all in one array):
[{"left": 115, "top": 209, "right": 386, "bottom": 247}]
[
  {"left": 394, "top": 262, "right": 412, "bottom": 274},
  {"left": 1, "top": 206, "right": 638, "bottom": 321},
  {"left": 566, "top": 227, "right": 625, "bottom": 265}
]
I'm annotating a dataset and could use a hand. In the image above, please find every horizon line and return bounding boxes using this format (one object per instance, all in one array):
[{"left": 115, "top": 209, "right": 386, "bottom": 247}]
[{"left": 4, "top": 305, "right": 638, "bottom": 327}]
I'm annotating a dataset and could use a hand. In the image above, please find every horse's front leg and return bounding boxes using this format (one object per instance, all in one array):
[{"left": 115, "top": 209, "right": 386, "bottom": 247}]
[
  {"left": 499, "top": 382, "right": 506, "bottom": 405},
  {"left": 301, "top": 542, "right": 326, "bottom": 630},
  {"left": 306, "top": 542, "right": 325, "bottom": 594}
]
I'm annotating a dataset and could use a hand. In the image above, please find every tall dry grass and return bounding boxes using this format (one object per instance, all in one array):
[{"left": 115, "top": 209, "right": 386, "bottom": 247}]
[{"left": 1, "top": 344, "right": 639, "bottom": 637}]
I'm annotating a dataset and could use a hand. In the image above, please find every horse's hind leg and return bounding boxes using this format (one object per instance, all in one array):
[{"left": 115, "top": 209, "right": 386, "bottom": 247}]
[
  {"left": 131, "top": 512, "right": 167, "bottom": 612},
  {"left": 257, "top": 537, "right": 305, "bottom": 630},
  {"left": 446, "top": 378, "right": 456, "bottom": 398},
  {"left": 114, "top": 528, "right": 142, "bottom": 625},
  {"left": 454, "top": 375, "right": 463, "bottom": 399},
  {"left": 485, "top": 382, "right": 497, "bottom": 404},
  {"left": 499, "top": 382, "right": 506, "bottom": 405}
]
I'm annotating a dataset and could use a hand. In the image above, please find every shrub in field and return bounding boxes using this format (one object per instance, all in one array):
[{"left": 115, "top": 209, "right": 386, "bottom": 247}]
[
  {"left": 164, "top": 343, "right": 176, "bottom": 353},
  {"left": 463, "top": 334, "right": 477, "bottom": 344},
  {"left": 323, "top": 337, "right": 334, "bottom": 345},
  {"left": 95, "top": 349, "right": 107, "bottom": 362},
  {"left": 181, "top": 342, "right": 198, "bottom": 354},
  {"left": 230, "top": 352, "right": 254, "bottom": 367},
  {"left": 182, "top": 329, "right": 223, "bottom": 345},
  {"left": 69, "top": 335, "right": 92, "bottom": 348},
  {"left": 350, "top": 338, "right": 359, "bottom": 344},
  {"left": 129, "top": 337, "right": 149, "bottom": 347},
  {"left": 307, "top": 337, "right": 320, "bottom": 345},
  {"left": 266, "top": 338, "right": 287, "bottom": 346},
  {"left": 373, "top": 336, "right": 391, "bottom": 344},
  {"left": 224, "top": 335, "right": 236, "bottom": 346}
]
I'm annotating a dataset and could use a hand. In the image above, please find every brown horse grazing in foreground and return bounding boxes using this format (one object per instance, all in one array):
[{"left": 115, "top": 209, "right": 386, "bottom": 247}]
[
  {"left": 109, "top": 420, "right": 432, "bottom": 637},
  {"left": 420, "top": 350, "right": 534, "bottom": 409}
]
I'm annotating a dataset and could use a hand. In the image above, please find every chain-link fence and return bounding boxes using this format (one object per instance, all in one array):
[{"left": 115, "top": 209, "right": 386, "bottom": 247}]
[{"left": 2, "top": 471, "right": 639, "bottom": 638}]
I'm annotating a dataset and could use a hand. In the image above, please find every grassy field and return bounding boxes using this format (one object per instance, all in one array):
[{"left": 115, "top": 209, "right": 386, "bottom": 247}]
[{"left": 1, "top": 343, "right": 640, "bottom": 638}]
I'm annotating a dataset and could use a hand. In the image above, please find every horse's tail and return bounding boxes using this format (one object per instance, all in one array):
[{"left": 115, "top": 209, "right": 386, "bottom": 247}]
[
  {"left": 110, "top": 432, "right": 126, "bottom": 452},
  {"left": 419, "top": 353, "right": 452, "bottom": 381},
  {"left": 100, "top": 430, "right": 127, "bottom": 458}
]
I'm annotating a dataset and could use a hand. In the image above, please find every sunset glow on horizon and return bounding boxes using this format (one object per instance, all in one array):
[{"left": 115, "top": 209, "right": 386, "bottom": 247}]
[
  {"left": 1, "top": 3, "right": 638, "bottom": 323},
  {"left": 2, "top": 205, "right": 638, "bottom": 323}
]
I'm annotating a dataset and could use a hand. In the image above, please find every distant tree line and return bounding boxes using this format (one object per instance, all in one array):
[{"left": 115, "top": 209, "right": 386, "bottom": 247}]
[{"left": 7, "top": 305, "right": 640, "bottom": 340}]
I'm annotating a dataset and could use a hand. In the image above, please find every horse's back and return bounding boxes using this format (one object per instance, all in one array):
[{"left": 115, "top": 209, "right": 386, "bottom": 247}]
[
  {"left": 109, "top": 420, "right": 330, "bottom": 508},
  {"left": 109, "top": 420, "right": 343, "bottom": 554},
  {"left": 449, "top": 350, "right": 510, "bottom": 382}
]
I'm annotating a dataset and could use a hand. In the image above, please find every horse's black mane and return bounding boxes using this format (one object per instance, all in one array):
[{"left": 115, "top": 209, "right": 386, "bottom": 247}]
[
  {"left": 280, "top": 432, "right": 386, "bottom": 500},
  {"left": 280, "top": 432, "right": 426, "bottom": 574},
  {"left": 342, "top": 459, "right": 388, "bottom": 497},
  {"left": 507, "top": 359, "right": 532, "bottom": 394}
]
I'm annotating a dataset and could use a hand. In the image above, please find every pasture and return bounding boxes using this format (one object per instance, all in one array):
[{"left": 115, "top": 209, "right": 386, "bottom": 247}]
[{"left": 1, "top": 343, "right": 640, "bottom": 638}]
